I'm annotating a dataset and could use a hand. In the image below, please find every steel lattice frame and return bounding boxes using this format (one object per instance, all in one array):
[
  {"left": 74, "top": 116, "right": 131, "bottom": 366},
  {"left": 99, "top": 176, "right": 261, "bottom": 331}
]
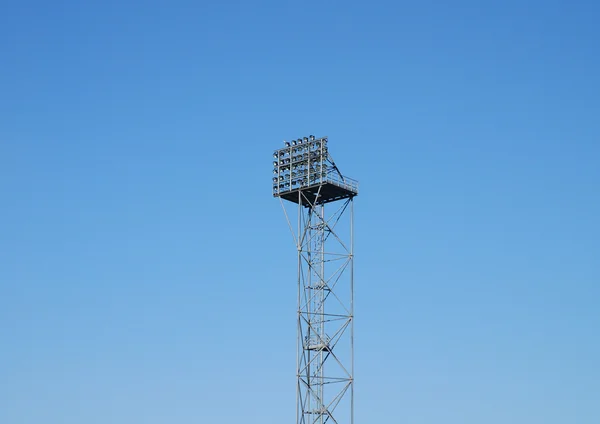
[{"left": 273, "top": 136, "right": 358, "bottom": 424}]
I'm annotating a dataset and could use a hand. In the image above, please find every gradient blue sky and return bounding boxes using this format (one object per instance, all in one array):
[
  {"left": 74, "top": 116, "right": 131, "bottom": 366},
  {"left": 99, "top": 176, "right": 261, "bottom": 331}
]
[{"left": 1, "top": 1, "right": 599, "bottom": 423}]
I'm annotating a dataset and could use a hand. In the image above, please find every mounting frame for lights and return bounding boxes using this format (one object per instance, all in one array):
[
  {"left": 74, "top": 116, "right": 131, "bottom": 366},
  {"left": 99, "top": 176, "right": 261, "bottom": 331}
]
[{"left": 272, "top": 135, "right": 358, "bottom": 206}]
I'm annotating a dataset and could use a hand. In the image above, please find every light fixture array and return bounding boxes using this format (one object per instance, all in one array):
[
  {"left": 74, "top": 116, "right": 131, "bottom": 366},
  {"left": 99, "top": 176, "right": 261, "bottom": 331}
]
[{"left": 272, "top": 135, "right": 330, "bottom": 194}]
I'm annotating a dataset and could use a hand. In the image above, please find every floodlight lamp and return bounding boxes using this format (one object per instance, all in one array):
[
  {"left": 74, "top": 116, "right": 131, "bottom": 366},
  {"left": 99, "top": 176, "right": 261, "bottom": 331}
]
[
  {"left": 284, "top": 141, "right": 290, "bottom": 147},
  {"left": 303, "top": 137, "right": 308, "bottom": 143},
  {"left": 309, "top": 135, "right": 315, "bottom": 141}
]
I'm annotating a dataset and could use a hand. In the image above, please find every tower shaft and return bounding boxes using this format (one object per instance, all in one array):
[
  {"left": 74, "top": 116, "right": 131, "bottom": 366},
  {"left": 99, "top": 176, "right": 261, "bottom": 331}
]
[{"left": 292, "top": 191, "right": 354, "bottom": 424}]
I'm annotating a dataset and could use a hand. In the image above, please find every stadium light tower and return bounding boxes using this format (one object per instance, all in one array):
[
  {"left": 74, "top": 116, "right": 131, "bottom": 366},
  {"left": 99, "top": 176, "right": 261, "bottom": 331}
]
[{"left": 272, "top": 136, "right": 358, "bottom": 424}]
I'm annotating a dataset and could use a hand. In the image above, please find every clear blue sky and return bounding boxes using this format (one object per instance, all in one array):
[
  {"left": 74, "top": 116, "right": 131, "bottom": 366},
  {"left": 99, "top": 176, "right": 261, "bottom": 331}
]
[{"left": 1, "top": 1, "right": 599, "bottom": 423}]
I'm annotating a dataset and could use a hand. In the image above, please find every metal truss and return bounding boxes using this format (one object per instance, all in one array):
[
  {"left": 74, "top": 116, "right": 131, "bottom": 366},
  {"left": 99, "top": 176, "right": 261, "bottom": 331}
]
[{"left": 280, "top": 186, "right": 355, "bottom": 424}]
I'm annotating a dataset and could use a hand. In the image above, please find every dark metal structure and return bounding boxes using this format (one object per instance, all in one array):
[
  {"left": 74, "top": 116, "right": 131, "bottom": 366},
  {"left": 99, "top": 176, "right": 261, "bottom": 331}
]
[{"left": 273, "top": 136, "right": 358, "bottom": 424}]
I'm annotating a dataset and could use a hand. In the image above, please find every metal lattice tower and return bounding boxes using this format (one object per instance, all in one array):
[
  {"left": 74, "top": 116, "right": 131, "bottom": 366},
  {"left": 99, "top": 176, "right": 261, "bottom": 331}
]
[{"left": 272, "top": 136, "right": 358, "bottom": 424}]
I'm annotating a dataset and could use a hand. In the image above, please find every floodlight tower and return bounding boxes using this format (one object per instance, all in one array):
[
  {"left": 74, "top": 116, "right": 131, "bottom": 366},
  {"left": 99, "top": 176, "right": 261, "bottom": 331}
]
[{"left": 272, "top": 136, "right": 358, "bottom": 424}]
